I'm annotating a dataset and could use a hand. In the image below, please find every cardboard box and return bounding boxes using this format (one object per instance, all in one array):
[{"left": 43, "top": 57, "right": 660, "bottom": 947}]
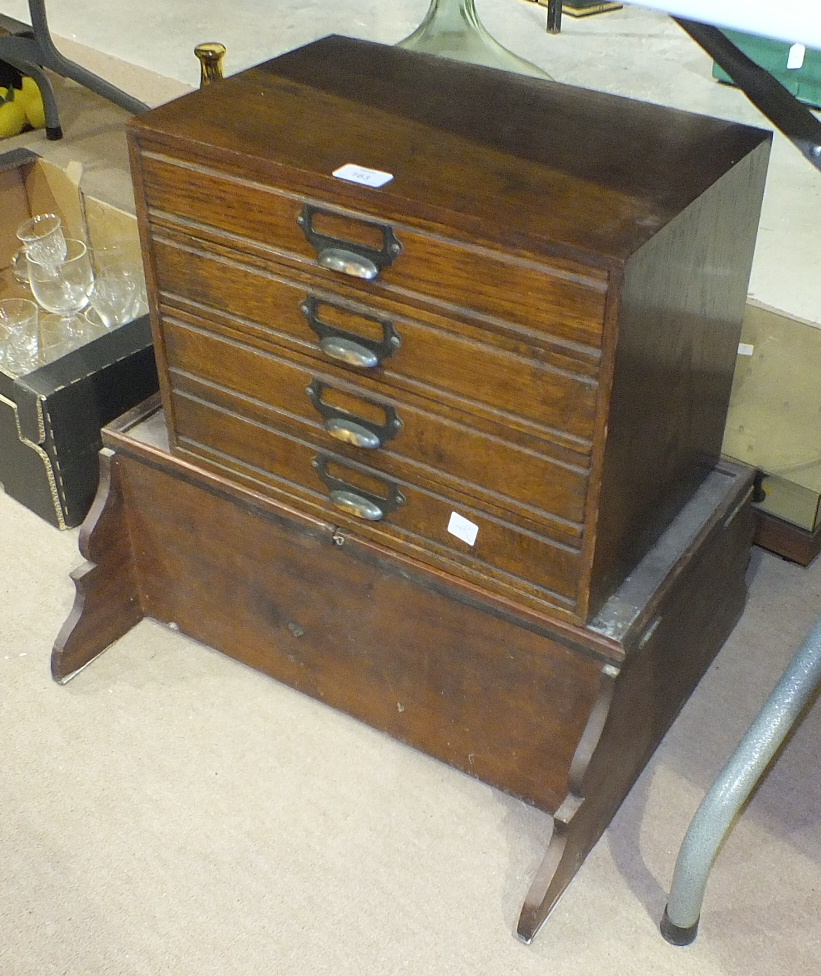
[{"left": 1, "top": 146, "right": 157, "bottom": 528}]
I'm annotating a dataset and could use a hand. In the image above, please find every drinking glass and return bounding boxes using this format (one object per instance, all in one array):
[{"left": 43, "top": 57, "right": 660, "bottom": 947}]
[
  {"left": 93, "top": 243, "right": 148, "bottom": 317},
  {"left": 27, "top": 239, "right": 95, "bottom": 333},
  {"left": 16, "top": 213, "right": 68, "bottom": 267},
  {"left": 0, "top": 298, "right": 40, "bottom": 376},
  {"left": 11, "top": 248, "right": 30, "bottom": 287},
  {"left": 86, "top": 272, "right": 138, "bottom": 329},
  {"left": 37, "top": 313, "right": 92, "bottom": 364}
]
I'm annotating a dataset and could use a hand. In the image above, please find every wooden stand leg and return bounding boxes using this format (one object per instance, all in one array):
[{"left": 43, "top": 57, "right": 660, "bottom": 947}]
[
  {"left": 51, "top": 448, "right": 144, "bottom": 683},
  {"left": 518, "top": 488, "right": 754, "bottom": 941},
  {"left": 518, "top": 797, "right": 585, "bottom": 941},
  {"left": 517, "top": 667, "right": 617, "bottom": 941}
]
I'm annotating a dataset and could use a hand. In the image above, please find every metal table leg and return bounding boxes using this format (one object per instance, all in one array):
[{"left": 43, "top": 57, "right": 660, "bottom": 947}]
[
  {"left": 0, "top": 1, "right": 148, "bottom": 139},
  {"left": 660, "top": 614, "right": 821, "bottom": 945},
  {"left": 546, "top": 0, "right": 562, "bottom": 34}
]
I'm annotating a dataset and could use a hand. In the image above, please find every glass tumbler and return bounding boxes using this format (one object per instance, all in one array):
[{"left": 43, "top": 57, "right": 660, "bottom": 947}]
[{"left": 0, "top": 298, "right": 40, "bottom": 376}]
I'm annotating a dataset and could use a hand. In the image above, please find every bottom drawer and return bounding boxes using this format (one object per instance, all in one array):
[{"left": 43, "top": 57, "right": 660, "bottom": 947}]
[{"left": 170, "top": 390, "right": 585, "bottom": 617}]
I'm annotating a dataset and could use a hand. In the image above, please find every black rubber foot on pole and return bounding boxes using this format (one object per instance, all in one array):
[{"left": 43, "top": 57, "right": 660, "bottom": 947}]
[
  {"left": 660, "top": 906, "right": 699, "bottom": 946},
  {"left": 46, "top": 124, "right": 63, "bottom": 140}
]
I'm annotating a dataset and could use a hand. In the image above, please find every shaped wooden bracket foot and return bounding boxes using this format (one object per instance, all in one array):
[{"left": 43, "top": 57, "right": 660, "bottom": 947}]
[{"left": 51, "top": 449, "right": 144, "bottom": 682}]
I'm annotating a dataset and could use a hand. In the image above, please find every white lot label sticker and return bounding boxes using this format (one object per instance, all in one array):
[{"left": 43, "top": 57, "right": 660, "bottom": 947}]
[
  {"left": 738, "top": 342, "right": 755, "bottom": 357},
  {"left": 787, "top": 43, "right": 806, "bottom": 70},
  {"left": 333, "top": 163, "right": 394, "bottom": 188},
  {"left": 448, "top": 512, "right": 479, "bottom": 547}
]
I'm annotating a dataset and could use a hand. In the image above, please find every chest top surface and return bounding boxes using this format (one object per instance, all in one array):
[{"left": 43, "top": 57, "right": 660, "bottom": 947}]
[{"left": 129, "top": 35, "right": 770, "bottom": 268}]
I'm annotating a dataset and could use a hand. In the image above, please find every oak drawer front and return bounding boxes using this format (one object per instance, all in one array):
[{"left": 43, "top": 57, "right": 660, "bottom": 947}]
[
  {"left": 139, "top": 152, "right": 608, "bottom": 349},
  {"left": 163, "top": 317, "right": 589, "bottom": 539},
  {"left": 170, "top": 390, "right": 583, "bottom": 609},
  {"left": 151, "top": 238, "right": 599, "bottom": 453}
]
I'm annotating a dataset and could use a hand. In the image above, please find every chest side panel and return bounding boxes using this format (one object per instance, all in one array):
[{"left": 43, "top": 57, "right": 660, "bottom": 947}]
[{"left": 588, "top": 143, "right": 771, "bottom": 614}]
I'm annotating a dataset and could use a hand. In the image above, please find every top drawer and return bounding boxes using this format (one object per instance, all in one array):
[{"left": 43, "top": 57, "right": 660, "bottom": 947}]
[{"left": 136, "top": 152, "right": 609, "bottom": 352}]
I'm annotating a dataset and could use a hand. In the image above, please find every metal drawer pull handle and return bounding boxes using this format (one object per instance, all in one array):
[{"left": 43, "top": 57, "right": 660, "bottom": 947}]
[
  {"left": 324, "top": 419, "right": 382, "bottom": 450},
  {"left": 307, "top": 379, "right": 402, "bottom": 450},
  {"left": 329, "top": 490, "right": 384, "bottom": 521},
  {"left": 320, "top": 337, "right": 379, "bottom": 369},
  {"left": 313, "top": 453, "right": 405, "bottom": 521},
  {"left": 300, "top": 296, "right": 401, "bottom": 368},
  {"left": 317, "top": 247, "right": 379, "bottom": 280},
  {"left": 297, "top": 204, "right": 402, "bottom": 279}
]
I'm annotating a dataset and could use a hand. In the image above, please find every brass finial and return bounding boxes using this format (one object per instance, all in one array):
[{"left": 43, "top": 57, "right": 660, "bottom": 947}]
[{"left": 194, "top": 43, "right": 227, "bottom": 87}]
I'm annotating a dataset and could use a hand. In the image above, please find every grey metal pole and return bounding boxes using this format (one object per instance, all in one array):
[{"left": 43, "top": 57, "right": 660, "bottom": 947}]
[{"left": 660, "top": 614, "right": 821, "bottom": 945}]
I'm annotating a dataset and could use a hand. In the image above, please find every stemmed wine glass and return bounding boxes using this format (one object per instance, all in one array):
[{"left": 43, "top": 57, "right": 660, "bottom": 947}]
[
  {"left": 26, "top": 239, "right": 96, "bottom": 338},
  {"left": 16, "top": 213, "right": 68, "bottom": 267},
  {"left": 93, "top": 242, "right": 148, "bottom": 318},
  {"left": 85, "top": 272, "right": 138, "bottom": 329}
]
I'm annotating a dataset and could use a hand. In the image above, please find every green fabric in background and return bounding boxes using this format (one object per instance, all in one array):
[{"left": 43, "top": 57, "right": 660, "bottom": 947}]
[{"left": 713, "top": 29, "right": 821, "bottom": 109}]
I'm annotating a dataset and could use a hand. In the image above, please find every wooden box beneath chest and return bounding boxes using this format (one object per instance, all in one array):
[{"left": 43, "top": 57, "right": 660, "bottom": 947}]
[{"left": 127, "top": 35, "right": 770, "bottom": 625}]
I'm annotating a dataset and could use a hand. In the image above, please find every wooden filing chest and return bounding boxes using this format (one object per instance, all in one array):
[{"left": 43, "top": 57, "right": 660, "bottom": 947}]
[{"left": 127, "top": 34, "right": 770, "bottom": 626}]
